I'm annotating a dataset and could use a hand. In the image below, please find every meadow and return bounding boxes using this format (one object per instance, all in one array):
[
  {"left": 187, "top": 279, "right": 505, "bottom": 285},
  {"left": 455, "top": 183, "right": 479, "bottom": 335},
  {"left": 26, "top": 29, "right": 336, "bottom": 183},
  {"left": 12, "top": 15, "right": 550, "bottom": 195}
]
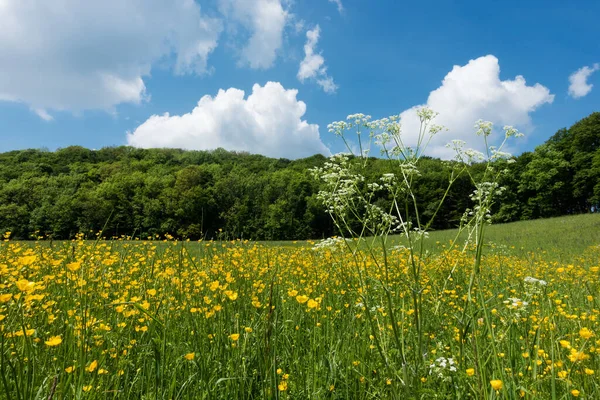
[{"left": 1, "top": 214, "right": 599, "bottom": 399}]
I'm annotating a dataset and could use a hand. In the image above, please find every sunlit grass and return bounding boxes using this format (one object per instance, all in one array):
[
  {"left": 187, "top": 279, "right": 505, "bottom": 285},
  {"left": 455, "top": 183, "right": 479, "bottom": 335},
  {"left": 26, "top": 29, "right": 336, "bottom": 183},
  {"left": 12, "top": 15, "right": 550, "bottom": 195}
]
[
  {"left": 1, "top": 215, "right": 599, "bottom": 399},
  {"left": 350, "top": 213, "right": 600, "bottom": 261}
]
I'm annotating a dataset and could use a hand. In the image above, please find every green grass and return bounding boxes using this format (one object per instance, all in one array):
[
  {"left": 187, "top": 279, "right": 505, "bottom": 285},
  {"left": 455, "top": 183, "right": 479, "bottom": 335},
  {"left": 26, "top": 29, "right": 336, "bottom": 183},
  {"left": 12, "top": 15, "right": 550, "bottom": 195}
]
[
  {"left": 417, "top": 213, "right": 600, "bottom": 261},
  {"left": 1, "top": 214, "right": 599, "bottom": 399},
  {"left": 258, "top": 214, "right": 600, "bottom": 261},
  {"left": 28, "top": 213, "right": 600, "bottom": 261},
  {"left": 342, "top": 213, "right": 600, "bottom": 261},
  {"left": 472, "top": 213, "right": 600, "bottom": 260}
]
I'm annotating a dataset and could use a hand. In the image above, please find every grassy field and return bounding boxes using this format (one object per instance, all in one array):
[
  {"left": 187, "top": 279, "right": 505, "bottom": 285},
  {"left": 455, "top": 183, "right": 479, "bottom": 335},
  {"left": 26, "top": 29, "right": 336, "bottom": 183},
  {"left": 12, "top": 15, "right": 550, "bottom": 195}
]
[
  {"left": 390, "top": 213, "right": 600, "bottom": 261},
  {"left": 268, "top": 213, "right": 600, "bottom": 260},
  {"left": 0, "top": 214, "right": 599, "bottom": 399}
]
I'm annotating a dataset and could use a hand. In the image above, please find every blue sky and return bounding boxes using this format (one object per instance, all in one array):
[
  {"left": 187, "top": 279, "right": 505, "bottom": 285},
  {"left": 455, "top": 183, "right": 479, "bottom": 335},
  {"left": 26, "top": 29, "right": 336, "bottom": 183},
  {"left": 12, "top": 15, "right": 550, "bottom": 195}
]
[{"left": 0, "top": 0, "right": 598, "bottom": 159}]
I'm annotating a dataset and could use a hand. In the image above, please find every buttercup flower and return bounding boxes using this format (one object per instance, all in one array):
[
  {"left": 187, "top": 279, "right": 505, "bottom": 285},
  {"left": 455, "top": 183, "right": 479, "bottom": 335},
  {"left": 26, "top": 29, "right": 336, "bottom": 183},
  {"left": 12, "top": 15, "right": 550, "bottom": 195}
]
[{"left": 490, "top": 380, "right": 503, "bottom": 390}]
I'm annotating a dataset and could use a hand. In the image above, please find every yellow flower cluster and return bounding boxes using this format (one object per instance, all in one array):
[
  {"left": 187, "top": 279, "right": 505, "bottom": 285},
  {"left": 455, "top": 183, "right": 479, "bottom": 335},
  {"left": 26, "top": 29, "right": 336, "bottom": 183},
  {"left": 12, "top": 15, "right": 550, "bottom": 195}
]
[{"left": 0, "top": 237, "right": 598, "bottom": 398}]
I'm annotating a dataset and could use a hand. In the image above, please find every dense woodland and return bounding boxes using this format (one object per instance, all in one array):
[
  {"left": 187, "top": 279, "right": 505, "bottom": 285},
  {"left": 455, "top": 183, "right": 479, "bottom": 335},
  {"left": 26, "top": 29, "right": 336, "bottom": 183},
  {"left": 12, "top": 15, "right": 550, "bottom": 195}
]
[{"left": 1, "top": 112, "right": 598, "bottom": 240}]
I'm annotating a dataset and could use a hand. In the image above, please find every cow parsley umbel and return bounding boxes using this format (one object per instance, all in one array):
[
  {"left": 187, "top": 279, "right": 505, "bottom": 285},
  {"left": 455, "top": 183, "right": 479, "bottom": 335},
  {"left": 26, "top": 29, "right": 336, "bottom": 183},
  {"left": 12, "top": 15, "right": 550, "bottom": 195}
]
[{"left": 312, "top": 109, "right": 523, "bottom": 387}]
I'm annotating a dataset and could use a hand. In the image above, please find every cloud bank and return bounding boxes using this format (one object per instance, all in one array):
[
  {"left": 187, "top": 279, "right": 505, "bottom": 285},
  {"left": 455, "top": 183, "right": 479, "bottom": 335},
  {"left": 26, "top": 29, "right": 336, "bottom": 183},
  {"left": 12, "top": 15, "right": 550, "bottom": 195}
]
[
  {"left": 0, "top": 0, "right": 223, "bottom": 118},
  {"left": 397, "top": 55, "right": 554, "bottom": 158},
  {"left": 127, "top": 82, "right": 330, "bottom": 159}
]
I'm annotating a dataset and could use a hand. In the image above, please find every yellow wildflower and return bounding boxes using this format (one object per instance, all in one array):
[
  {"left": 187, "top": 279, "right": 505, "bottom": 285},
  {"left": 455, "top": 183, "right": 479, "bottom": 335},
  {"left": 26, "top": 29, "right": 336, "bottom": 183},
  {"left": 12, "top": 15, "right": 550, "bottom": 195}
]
[
  {"left": 296, "top": 295, "right": 309, "bottom": 304},
  {"left": 558, "top": 370, "right": 568, "bottom": 378},
  {"left": 559, "top": 340, "right": 571, "bottom": 348},
  {"left": 224, "top": 290, "right": 238, "bottom": 301},
  {"left": 0, "top": 293, "right": 12, "bottom": 303},
  {"left": 66, "top": 261, "right": 81, "bottom": 272},
  {"left": 45, "top": 335, "right": 62, "bottom": 347},
  {"left": 16, "top": 279, "right": 35, "bottom": 292},
  {"left": 579, "top": 327, "right": 593, "bottom": 340},
  {"left": 568, "top": 349, "right": 589, "bottom": 362},
  {"left": 278, "top": 381, "right": 288, "bottom": 391},
  {"left": 86, "top": 360, "right": 98, "bottom": 373}
]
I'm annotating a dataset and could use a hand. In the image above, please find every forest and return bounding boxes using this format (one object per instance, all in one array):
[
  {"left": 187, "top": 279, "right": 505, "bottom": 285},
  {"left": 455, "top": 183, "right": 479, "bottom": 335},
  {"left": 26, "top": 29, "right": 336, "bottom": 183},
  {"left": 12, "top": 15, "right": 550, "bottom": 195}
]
[{"left": 1, "top": 112, "right": 598, "bottom": 240}]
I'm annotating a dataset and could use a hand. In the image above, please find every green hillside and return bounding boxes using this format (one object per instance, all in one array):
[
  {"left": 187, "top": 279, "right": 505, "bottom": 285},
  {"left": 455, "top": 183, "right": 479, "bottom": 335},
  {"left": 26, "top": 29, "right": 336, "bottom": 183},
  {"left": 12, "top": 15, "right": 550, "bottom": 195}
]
[{"left": 387, "top": 213, "right": 600, "bottom": 261}]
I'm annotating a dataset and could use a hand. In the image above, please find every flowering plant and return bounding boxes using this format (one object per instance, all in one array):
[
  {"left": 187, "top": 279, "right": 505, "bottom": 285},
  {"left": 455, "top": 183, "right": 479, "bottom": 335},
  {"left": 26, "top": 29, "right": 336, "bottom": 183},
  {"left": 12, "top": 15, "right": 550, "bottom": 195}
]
[{"left": 312, "top": 108, "right": 523, "bottom": 385}]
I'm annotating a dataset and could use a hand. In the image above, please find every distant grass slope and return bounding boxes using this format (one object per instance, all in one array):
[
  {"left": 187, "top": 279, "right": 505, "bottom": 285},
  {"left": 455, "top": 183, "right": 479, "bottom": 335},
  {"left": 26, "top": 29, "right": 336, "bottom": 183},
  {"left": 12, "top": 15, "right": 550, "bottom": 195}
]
[
  {"left": 265, "top": 214, "right": 600, "bottom": 261},
  {"left": 26, "top": 214, "right": 600, "bottom": 263},
  {"left": 384, "top": 213, "right": 600, "bottom": 261}
]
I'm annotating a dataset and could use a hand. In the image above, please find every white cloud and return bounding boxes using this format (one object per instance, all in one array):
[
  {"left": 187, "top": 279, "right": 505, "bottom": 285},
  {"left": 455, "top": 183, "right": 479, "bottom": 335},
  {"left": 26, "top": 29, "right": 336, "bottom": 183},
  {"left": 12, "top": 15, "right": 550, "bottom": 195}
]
[
  {"left": 294, "top": 19, "right": 306, "bottom": 34},
  {"left": 568, "top": 63, "right": 599, "bottom": 99},
  {"left": 127, "top": 82, "right": 330, "bottom": 159},
  {"left": 297, "top": 26, "right": 338, "bottom": 94},
  {"left": 32, "top": 108, "right": 54, "bottom": 122},
  {"left": 218, "top": 0, "right": 288, "bottom": 69},
  {"left": 396, "top": 55, "right": 554, "bottom": 159},
  {"left": 328, "top": 0, "right": 344, "bottom": 13},
  {"left": 0, "top": 0, "right": 222, "bottom": 118}
]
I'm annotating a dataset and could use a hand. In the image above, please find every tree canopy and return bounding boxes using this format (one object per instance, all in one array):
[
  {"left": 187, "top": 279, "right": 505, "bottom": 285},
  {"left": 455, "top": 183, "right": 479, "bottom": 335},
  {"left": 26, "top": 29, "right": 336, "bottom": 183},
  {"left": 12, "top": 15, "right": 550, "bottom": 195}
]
[{"left": 1, "top": 112, "right": 598, "bottom": 240}]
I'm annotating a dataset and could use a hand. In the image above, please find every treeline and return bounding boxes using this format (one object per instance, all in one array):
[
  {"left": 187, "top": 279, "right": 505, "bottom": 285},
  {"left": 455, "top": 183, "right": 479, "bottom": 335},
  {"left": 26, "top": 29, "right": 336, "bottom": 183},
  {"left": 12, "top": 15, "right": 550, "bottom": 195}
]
[
  {"left": 495, "top": 112, "right": 600, "bottom": 221},
  {"left": 0, "top": 112, "right": 598, "bottom": 240}
]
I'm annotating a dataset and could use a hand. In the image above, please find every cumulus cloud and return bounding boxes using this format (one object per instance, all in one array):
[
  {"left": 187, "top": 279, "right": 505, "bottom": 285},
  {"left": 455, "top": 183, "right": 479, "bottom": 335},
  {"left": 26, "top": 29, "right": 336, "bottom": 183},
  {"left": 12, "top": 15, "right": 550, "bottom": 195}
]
[
  {"left": 297, "top": 26, "right": 338, "bottom": 94},
  {"left": 396, "top": 55, "right": 554, "bottom": 159},
  {"left": 0, "top": 0, "right": 222, "bottom": 119},
  {"left": 127, "top": 82, "right": 330, "bottom": 159},
  {"left": 568, "top": 63, "right": 600, "bottom": 99},
  {"left": 218, "top": 0, "right": 288, "bottom": 69}
]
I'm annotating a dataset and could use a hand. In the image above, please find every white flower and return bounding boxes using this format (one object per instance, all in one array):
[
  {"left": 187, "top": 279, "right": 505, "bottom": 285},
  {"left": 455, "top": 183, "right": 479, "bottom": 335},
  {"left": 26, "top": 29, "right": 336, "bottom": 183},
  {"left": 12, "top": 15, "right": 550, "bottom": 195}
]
[
  {"left": 312, "top": 237, "right": 346, "bottom": 251},
  {"left": 524, "top": 276, "right": 548, "bottom": 286},
  {"left": 505, "top": 297, "right": 529, "bottom": 308},
  {"left": 429, "top": 356, "right": 457, "bottom": 381},
  {"left": 475, "top": 120, "right": 493, "bottom": 136}
]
